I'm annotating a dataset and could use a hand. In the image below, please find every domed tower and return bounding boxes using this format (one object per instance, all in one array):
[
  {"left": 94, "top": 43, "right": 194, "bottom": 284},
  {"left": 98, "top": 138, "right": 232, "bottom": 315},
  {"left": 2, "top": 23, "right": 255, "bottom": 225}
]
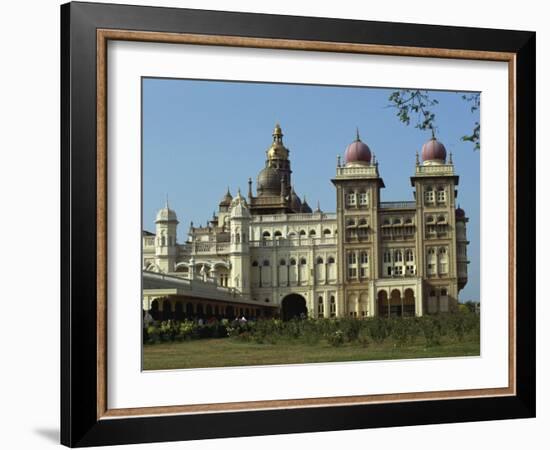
[
  {"left": 344, "top": 129, "right": 372, "bottom": 166},
  {"left": 257, "top": 123, "right": 292, "bottom": 197},
  {"left": 249, "top": 123, "right": 297, "bottom": 215},
  {"left": 218, "top": 187, "right": 233, "bottom": 230},
  {"left": 411, "top": 132, "right": 461, "bottom": 312},
  {"left": 332, "top": 129, "right": 384, "bottom": 318},
  {"left": 421, "top": 135, "right": 447, "bottom": 165},
  {"left": 154, "top": 199, "right": 178, "bottom": 273},
  {"left": 229, "top": 190, "right": 251, "bottom": 296}
]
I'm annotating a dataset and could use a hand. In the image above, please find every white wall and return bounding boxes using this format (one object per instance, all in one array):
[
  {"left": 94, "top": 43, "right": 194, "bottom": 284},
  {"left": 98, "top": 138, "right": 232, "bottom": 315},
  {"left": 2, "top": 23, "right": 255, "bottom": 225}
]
[{"left": 0, "top": 0, "right": 546, "bottom": 449}]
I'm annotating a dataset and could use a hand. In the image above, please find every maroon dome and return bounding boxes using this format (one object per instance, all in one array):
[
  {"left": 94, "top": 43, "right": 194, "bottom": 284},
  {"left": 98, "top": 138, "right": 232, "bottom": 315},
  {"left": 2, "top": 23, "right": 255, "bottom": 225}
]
[
  {"left": 344, "top": 139, "right": 371, "bottom": 165},
  {"left": 422, "top": 138, "right": 447, "bottom": 162},
  {"left": 455, "top": 207, "right": 466, "bottom": 219}
]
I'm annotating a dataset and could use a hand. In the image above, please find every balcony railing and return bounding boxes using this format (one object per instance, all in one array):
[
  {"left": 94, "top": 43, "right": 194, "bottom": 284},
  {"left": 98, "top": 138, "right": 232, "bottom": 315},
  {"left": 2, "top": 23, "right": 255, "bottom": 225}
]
[{"left": 379, "top": 201, "right": 416, "bottom": 210}]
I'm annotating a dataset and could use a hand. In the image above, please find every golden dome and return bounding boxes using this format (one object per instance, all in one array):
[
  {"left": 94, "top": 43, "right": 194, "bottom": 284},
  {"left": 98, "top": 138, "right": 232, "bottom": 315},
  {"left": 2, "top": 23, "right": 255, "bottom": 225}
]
[{"left": 267, "top": 122, "right": 289, "bottom": 160}]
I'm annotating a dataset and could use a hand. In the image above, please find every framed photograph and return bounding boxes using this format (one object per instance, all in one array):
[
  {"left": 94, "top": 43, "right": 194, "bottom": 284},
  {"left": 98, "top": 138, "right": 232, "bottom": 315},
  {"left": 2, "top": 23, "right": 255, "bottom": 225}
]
[{"left": 61, "top": 1, "right": 535, "bottom": 447}]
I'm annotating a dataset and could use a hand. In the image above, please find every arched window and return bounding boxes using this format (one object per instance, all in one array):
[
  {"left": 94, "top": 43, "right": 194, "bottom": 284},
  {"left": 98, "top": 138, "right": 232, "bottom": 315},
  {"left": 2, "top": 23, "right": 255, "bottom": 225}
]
[
  {"left": 426, "top": 215, "right": 435, "bottom": 223},
  {"left": 327, "top": 256, "right": 335, "bottom": 264},
  {"left": 437, "top": 186, "right": 446, "bottom": 203},
  {"left": 393, "top": 218, "right": 402, "bottom": 225},
  {"left": 299, "top": 258, "right": 307, "bottom": 265},
  {"left": 359, "top": 190, "right": 368, "bottom": 205},
  {"left": 360, "top": 252, "right": 368, "bottom": 264},
  {"left": 439, "top": 247, "right": 447, "bottom": 255},
  {"left": 346, "top": 218, "right": 355, "bottom": 227},
  {"left": 394, "top": 250, "right": 403, "bottom": 262},
  {"left": 279, "top": 259, "right": 286, "bottom": 266},
  {"left": 274, "top": 230, "right": 282, "bottom": 238},
  {"left": 405, "top": 249, "right": 414, "bottom": 262},
  {"left": 288, "top": 232, "right": 296, "bottom": 238},
  {"left": 383, "top": 251, "right": 392, "bottom": 263},
  {"left": 290, "top": 258, "right": 297, "bottom": 266},
  {"left": 316, "top": 257, "right": 324, "bottom": 264},
  {"left": 437, "top": 215, "right": 446, "bottom": 223},
  {"left": 346, "top": 191, "right": 356, "bottom": 206},
  {"left": 252, "top": 261, "right": 259, "bottom": 267},
  {"left": 383, "top": 219, "right": 390, "bottom": 226},
  {"left": 318, "top": 296, "right": 324, "bottom": 316},
  {"left": 262, "top": 231, "right": 271, "bottom": 239},
  {"left": 425, "top": 186, "right": 435, "bottom": 203},
  {"left": 299, "top": 230, "right": 306, "bottom": 236},
  {"left": 330, "top": 296, "right": 336, "bottom": 317},
  {"left": 263, "top": 259, "right": 270, "bottom": 266},
  {"left": 309, "top": 229, "right": 316, "bottom": 236},
  {"left": 359, "top": 218, "right": 367, "bottom": 226},
  {"left": 440, "top": 288, "right": 448, "bottom": 296}
]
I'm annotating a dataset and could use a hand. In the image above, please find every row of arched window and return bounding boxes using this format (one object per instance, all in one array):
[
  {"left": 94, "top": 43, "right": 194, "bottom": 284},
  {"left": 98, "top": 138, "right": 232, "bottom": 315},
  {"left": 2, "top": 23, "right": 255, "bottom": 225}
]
[
  {"left": 345, "top": 189, "right": 369, "bottom": 207},
  {"left": 317, "top": 295, "right": 337, "bottom": 318},
  {"left": 346, "top": 217, "right": 369, "bottom": 227},
  {"left": 426, "top": 246, "right": 449, "bottom": 275},
  {"left": 261, "top": 229, "right": 334, "bottom": 239},
  {"left": 424, "top": 186, "right": 447, "bottom": 204},
  {"left": 425, "top": 214, "right": 447, "bottom": 224},
  {"left": 252, "top": 256, "right": 336, "bottom": 267},
  {"left": 382, "top": 217, "right": 414, "bottom": 226},
  {"left": 383, "top": 249, "right": 415, "bottom": 263}
]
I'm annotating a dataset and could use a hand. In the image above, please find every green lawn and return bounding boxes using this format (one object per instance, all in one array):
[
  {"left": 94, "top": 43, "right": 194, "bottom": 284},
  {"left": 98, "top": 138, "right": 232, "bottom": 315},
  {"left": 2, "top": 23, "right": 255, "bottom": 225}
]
[{"left": 143, "top": 336, "right": 480, "bottom": 370}]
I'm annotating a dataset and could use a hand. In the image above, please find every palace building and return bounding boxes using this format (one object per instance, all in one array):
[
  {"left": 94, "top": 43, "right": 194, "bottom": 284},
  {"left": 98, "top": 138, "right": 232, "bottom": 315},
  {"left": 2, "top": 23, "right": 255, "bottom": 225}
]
[{"left": 142, "top": 124, "right": 469, "bottom": 321}]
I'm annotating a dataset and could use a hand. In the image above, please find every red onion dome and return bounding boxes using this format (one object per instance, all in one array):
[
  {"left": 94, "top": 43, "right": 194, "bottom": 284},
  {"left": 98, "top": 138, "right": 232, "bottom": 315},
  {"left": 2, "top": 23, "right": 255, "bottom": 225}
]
[
  {"left": 421, "top": 137, "right": 447, "bottom": 163},
  {"left": 344, "top": 129, "right": 371, "bottom": 165}
]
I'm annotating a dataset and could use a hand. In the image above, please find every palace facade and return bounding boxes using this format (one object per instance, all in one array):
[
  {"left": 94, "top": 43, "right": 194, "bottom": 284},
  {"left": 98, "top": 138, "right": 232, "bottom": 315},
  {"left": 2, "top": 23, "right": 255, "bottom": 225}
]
[{"left": 142, "top": 124, "right": 469, "bottom": 320}]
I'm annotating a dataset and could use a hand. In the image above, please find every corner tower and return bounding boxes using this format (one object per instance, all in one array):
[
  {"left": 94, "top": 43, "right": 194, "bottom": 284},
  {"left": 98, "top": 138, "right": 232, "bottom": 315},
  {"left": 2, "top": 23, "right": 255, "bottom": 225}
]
[
  {"left": 154, "top": 199, "right": 178, "bottom": 273},
  {"left": 229, "top": 190, "right": 251, "bottom": 296},
  {"left": 331, "top": 130, "right": 385, "bottom": 317},
  {"left": 410, "top": 135, "right": 465, "bottom": 313}
]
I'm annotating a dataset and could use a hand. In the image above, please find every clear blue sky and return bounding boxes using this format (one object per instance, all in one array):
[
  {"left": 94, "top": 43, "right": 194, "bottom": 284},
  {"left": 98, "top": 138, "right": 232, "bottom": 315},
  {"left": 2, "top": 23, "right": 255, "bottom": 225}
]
[{"left": 143, "top": 78, "right": 480, "bottom": 302}]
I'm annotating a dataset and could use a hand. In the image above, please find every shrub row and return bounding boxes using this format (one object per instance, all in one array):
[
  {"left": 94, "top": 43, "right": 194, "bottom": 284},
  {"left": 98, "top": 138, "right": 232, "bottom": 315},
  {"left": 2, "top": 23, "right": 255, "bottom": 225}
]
[
  {"left": 143, "top": 319, "right": 229, "bottom": 344},
  {"left": 144, "top": 313, "right": 480, "bottom": 348},
  {"left": 227, "top": 313, "right": 480, "bottom": 347}
]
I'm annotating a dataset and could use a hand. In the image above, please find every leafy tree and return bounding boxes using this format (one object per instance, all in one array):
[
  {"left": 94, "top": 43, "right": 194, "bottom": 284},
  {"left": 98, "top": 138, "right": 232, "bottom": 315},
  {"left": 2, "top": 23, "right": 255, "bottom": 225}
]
[{"left": 388, "top": 89, "right": 480, "bottom": 150}]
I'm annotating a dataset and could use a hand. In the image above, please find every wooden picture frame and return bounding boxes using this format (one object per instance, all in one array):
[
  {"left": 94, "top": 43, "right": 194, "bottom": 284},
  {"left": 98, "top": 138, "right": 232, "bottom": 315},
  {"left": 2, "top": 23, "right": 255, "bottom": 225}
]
[{"left": 61, "top": 1, "right": 535, "bottom": 446}]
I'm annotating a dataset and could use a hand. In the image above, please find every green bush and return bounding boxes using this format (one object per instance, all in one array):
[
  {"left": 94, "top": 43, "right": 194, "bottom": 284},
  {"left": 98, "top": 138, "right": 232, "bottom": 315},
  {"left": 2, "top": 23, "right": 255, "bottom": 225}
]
[
  {"left": 142, "top": 312, "right": 480, "bottom": 348},
  {"left": 327, "top": 330, "right": 345, "bottom": 347}
]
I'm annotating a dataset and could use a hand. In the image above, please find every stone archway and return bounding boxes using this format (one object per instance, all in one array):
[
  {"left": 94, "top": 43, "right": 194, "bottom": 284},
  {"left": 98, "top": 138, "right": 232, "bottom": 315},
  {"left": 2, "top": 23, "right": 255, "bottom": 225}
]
[
  {"left": 377, "top": 290, "right": 389, "bottom": 317},
  {"left": 390, "top": 289, "right": 402, "bottom": 317},
  {"left": 403, "top": 288, "right": 415, "bottom": 316},
  {"left": 281, "top": 294, "right": 307, "bottom": 321}
]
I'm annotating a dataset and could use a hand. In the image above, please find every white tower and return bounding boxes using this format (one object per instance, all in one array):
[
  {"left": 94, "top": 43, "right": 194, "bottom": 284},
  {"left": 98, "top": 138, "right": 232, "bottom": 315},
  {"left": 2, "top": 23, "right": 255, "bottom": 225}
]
[
  {"left": 154, "top": 199, "right": 178, "bottom": 273},
  {"left": 229, "top": 190, "right": 251, "bottom": 296}
]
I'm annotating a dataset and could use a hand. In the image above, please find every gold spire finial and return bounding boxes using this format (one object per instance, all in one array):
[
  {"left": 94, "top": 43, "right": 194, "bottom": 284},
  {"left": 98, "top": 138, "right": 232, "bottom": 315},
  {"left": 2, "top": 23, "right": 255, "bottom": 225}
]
[
  {"left": 431, "top": 127, "right": 436, "bottom": 139},
  {"left": 356, "top": 127, "right": 360, "bottom": 141}
]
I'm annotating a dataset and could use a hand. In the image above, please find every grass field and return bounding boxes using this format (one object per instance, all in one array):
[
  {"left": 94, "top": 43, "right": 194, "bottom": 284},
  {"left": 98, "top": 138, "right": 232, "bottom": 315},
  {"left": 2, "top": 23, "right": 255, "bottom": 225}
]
[{"left": 143, "top": 336, "right": 480, "bottom": 370}]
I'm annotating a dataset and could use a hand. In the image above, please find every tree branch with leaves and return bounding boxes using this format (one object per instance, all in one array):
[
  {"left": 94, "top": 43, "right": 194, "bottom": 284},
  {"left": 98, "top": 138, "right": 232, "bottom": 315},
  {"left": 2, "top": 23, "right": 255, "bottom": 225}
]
[{"left": 388, "top": 89, "right": 480, "bottom": 151}]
